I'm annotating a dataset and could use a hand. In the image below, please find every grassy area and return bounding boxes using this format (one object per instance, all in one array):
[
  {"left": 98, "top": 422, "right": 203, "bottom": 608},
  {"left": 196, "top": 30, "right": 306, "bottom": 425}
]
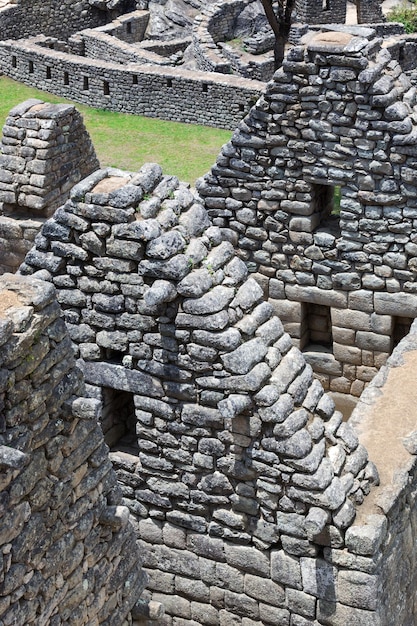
[
  {"left": 0, "top": 76, "right": 232, "bottom": 184},
  {"left": 387, "top": 1, "right": 417, "bottom": 33}
]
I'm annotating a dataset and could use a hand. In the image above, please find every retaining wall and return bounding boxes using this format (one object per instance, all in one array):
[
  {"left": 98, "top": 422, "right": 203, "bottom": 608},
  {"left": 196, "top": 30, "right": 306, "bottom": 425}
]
[{"left": 0, "top": 0, "right": 105, "bottom": 41}]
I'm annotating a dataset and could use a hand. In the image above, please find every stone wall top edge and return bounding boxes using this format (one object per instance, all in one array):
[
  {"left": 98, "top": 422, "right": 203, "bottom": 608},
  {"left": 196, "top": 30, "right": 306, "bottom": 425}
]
[{"left": 348, "top": 322, "right": 417, "bottom": 520}]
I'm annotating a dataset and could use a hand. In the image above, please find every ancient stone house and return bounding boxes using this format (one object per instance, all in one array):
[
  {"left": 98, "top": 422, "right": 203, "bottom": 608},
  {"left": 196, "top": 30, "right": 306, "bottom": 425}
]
[
  {"left": 14, "top": 157, "right": 417, "bottom": 625},
  {"left": 198, "top": 26, "right": 417, "bottom": 399}
]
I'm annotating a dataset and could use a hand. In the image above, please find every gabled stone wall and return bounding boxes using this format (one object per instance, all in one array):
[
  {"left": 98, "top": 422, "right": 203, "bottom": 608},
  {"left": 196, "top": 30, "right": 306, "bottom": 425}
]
[
  {"left": 0, "top": 98, "right": 99, "bottom": 275},
  {"left": 0, "top": 273, "right": 146, "bottom": 624},
  {"left": 19, "top": 165, "right": 403, "bottom": 624},
  {"left": 0, "top": 98, "right": 99, "bottom": 216},
  {"left": 197, "top": 27, "right": 417, "bottom": 395}
]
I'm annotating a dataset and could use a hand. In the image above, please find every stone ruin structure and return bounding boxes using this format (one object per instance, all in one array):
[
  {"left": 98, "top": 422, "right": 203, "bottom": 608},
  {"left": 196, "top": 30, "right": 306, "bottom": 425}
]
[
  {"left": 2, "top": 17, "right": 417, "bottom": 626},
  {"left": 0, "top": 272, "right": 149, "bottom": 624},
  {"left": 0, "top": 99, "right": 99, "bottom": 275},
  {"left": 198, "top": 26, "right": 417, "bottom": 399},
  {"left": 296, "top": 0, "right": 383, "bottom": 26},
  {"left": 6, "top": 143, "right": 417, "bottom": 624},
  {"left": 0, "top": 0, "right": 397, "bottom": 129}
]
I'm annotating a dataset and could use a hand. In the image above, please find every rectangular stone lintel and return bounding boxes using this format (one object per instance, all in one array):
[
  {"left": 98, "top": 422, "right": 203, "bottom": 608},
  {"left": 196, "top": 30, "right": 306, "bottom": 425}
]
[{"left": 79, "top": 360, "right": 164, "bottom": 397}]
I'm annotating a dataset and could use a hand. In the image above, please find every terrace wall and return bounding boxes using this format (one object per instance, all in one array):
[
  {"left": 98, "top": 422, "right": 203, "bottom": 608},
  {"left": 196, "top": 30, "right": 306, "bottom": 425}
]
[{"left": 0, "top": 0, "right": 105, "bottom": 41}]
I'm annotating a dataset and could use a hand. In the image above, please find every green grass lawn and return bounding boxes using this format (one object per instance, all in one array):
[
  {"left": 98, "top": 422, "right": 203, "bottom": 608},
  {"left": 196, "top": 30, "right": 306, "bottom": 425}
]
[{"left": 0, "top": 76, "right": 232, "bottom": 185}]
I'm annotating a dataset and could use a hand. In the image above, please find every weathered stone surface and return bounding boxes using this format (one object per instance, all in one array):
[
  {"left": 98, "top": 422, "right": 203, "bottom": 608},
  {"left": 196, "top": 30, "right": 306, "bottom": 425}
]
[
  {"left": 10, "top": 33, "right": 417, "bottom": 622},
  {"left": 0, "top": 274, "right": 145, "bottom": 625}
]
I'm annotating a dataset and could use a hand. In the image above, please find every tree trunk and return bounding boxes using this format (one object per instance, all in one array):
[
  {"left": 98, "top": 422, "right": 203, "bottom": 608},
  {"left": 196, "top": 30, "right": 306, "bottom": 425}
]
[{"left": 260, "top": 0, "right": 295, "bottom": 70}]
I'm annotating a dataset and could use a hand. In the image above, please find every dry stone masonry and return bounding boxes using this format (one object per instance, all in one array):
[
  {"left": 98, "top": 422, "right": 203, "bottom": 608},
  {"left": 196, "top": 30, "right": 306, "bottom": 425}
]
[
  {"left": 0, "top": 3, "right": 417, "bottom": 624},
  {"left": 0, "top": 272, "right": 147, "bottom": 625},
  {"left": 19, "top": 160, "right": 417, "bottom": 625},
  {"left": 198, "top": 26, "right": 417, "bottom": 397},
  {"left": 0, "top": 98, "right": 98, "bottom": 274},
  {"left": 0, "top": 86, "right": 417, "bottom": 621},
  {"left": 0, "top": 99, "right": 99, "bottom": 216},
  {"left": 0, "top": 0, "right": 395, "bottom": 130}
]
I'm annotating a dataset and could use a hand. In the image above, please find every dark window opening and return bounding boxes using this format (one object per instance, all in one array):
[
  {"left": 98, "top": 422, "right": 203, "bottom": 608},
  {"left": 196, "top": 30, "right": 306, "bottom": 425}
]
[
  {"left": 393, "top": 316, "right": 413, "bottom": 350},
  {"left": 105, "top": 349, "right": 124, "bottom": 364},
  {"left": 322, "top": 0, "right": 330, "bottom": 9},
  {"left": 312, "top": 183, "right": 340, "bottom": 217},
  {"left": 28, "top": 60, "right": 34, "bottom": 73},
  {"left": 101, "top": 388, "right": 138, "bottom": 452},
  {"left": 132, "top": 74, "right": 138, "bottom": 85},
  {"left": 103, "top": 80, "right": 110, "bottom": 95},
  {"left": 167, "top": 78, "right": 172, "bottom": 87},
  {"left": 64, "top": 71, "right": 69, "bottom": 85},
  {"left": 83, "top": 76, "right": 89, "bottom": 90},
  {"left": 301, "top": 303, "right": 333, "bottom": 352},
  {"left": 12, "top": 56, "right": 16, "bottom": 68},
  {"left": 126, "top": 21, "right": 132, "bottom": 34},
  {"left": 311, "top": 183, "right": 341, "bottom": 237},
  {"left": 202, "top": 83, "right": 208, "bottom": 93},
  {"left": 46, "top": 66, "right": 51, "bottom": 79},
  {"left": 239, "top": 103, "right": 245, "bottom": 112}
]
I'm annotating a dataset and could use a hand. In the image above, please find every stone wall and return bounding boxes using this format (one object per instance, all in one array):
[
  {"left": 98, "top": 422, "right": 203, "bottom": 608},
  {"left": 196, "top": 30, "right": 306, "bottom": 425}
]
[
  {"left": 192, "top": 0, "right": 249, "bottom": 74},
  {"left": 20, "top": 163, "right": 410, "bottom": 624},
  {"left": 296, "top": 0, "right": 347, "bottom": 25},
  {"left": 0, "top": 0, "right": 105, "bottom": 41},
  {"left": 356, "top": 0, "right": 384, "bottom": 24},
  {"left": 197, "top": 27, "right": 417, "bottom": 395},
  {"left": 2, "top": 89, "right": 417, "bottom": 621},
  {"left": 76, "top": 29, "right": 160, "bottom": 66},
  {"left": 96, "top": 10, "right": 150, "bottom": 45},
  {"left": 0, "top": 272, "right": 146, "bottom": 624},
  {"left": 0, "top": 99, "right": 99, "bottom": 274},
  {"left": 191, "top": 0, "right": 276, "bottom": 81},
  {"left": 0, "top": 98, "right": 99, "bottom": 216},
  {"left": 0, "top": 38, "right": 263, "bottom": 130},
  {"left": 0, "top": 214, "right": 44, "bottom": 275},
  {"left": 347, "top": 318, "right": 417, "bottom": 625}
]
